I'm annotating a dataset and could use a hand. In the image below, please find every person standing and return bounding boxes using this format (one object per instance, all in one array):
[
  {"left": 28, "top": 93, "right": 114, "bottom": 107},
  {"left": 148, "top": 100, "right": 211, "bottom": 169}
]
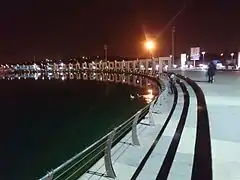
[
  {"left": 169, "top": 73, "right": 175, "bottom": 94},
  {"left": 207, "top": 62, "right": 217, "bottom": 83}
]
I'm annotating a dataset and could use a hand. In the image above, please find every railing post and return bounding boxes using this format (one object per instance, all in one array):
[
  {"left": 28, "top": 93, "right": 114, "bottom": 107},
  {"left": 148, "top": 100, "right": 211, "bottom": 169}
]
[
  {"left": 41, "top": 171, "right": 54, "bottom": 180},
  {"left": 153, "top": 96, "right": 162, "bottom": 114},
  {"left": 162, "top": 88, "right": 168, "bottom": 100},
  {"left": 159, "top": 75, "right": 167, "bottom": 101},
  {"left": 104, "top": 129, "right": 116, "bottom": 179},
  {"left": 149, "top": 101, "right": 156, "bottom": 126},
  {"left": 132, "top": 109, "right": 142, "bottom": 146}
]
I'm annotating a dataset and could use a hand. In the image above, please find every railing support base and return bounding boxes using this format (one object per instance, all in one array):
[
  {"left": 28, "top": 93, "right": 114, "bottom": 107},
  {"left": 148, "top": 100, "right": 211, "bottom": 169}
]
[
  {"left": 152, "top": 98, "right": 162, "bottom": 114},
  {"left": 104, "top": 129, "right": 117, "bottom": 179},
  {"left": 42, "top": 171, "right": 53, "bottom": 180},
  {"left": 132, "top": 109, "right": 142, "bottom": 146},
  {"left": 149, "top": 102, "right": 156, "bottom": 126}
]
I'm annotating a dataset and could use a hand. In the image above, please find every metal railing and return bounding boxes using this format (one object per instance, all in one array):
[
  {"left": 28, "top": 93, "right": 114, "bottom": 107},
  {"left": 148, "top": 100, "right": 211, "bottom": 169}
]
[{"left": 39, "top": 74, "right": 169, "bottom": 180}]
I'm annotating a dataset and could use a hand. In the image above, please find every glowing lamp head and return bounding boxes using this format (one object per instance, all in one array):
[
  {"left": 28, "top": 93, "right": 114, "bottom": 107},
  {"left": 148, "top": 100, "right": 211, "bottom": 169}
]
[
  {"left": 145, "top": 41, "right": 155, "bottom": 50},
  {"left": 148, "top": 89, "right": 153, "bottom": 94}
]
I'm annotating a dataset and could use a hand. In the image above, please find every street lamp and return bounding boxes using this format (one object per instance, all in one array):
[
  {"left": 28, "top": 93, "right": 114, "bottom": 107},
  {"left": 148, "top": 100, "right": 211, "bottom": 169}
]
[
  {"left": 145, "top": 40, "right": 155, "bottom": 57},
  {"left": 202, "top": 51, "right": 206, "bottom": 64},
  {"left": 231, "top": 53, "right": 234, "bottom": 60},
  {"left": 220, "top": 53, "right": 223, "bottom": 56}
]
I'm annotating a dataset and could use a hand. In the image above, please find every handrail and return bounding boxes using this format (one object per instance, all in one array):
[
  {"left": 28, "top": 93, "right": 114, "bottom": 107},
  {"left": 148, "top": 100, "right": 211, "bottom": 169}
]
[
  {"left": 39, "top": 104, "right": 151, "bottom": 180},
  {"left": 39, "top": 73, "right": 166, "bottom": 180},
  {"left": 130, "top": 73, "right": 178, "bottom": 179}
]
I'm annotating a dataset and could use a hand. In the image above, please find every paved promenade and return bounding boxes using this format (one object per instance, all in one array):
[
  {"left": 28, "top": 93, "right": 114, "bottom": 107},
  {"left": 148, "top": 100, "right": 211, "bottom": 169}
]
[
  {"left": 176, "top": 70, "right": 240, "bottom": 180},
  {"left": 77, "top": 70, "right": 240, "bottom": 180}
]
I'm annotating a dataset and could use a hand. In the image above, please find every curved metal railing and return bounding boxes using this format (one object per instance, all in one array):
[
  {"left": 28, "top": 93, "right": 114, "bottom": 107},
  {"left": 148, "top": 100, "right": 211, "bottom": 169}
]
[
  {"left": 39, "top": 74, "right": 169, "bottom": 180},
  {"left": 39, "top": 105, "right": 151, "bottom": 180}
]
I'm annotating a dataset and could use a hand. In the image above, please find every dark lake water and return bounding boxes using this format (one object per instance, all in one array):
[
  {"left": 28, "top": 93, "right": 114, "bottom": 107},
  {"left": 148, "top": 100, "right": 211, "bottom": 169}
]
[{"left": 0, "top": 72, "right": 158, "bottom": 180}]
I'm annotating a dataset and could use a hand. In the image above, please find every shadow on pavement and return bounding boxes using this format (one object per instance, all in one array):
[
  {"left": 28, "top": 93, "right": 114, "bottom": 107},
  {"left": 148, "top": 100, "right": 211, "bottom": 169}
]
[{"left": 193, "top": 80, "right": 208, "bottom": 83}]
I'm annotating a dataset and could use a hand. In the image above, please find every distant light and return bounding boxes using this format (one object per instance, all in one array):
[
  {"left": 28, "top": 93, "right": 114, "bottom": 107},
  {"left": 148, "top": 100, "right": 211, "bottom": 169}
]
[
  {"left": 199, "top": 64, "right": 208, "bottom": 69},
  {"left": 148, "top": 89, "right": 153, "bottom": 94},
  {"left": 143, "top": 89, "right": 154, "bottom": 104},
  {"left": 145, "top": 40, "right": 155, "bottom": 50}
]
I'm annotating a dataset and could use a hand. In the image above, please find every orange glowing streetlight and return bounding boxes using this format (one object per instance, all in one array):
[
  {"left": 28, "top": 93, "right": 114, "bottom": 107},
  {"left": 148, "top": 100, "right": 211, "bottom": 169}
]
[
  {"left": 145, "top": 40, "right": 154, "bottom": 50},
  {"left": 145, "top": 40, "right": 155, "bottom": 57}
]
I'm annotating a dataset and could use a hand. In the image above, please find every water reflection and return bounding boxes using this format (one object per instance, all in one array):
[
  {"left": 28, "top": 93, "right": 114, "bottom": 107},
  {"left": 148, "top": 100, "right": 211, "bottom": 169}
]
[
  {"left": 1, "top": 72, "right": 159, "bottom": 103},
  {"left": 143, "top": 89, "right": 154, "bottom": 103},
  {"left": 130, "top": 89, "right": 154, "bottom": 104},
  {"left": 1, "top": 72, "right": 158, "bottom": 86}
]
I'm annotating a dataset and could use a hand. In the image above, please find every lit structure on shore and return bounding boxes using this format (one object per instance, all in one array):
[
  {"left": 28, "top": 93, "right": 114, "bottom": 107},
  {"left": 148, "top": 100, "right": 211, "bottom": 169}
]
[{"left": 4, "top": 57, "right": 172, "bottom": 74}]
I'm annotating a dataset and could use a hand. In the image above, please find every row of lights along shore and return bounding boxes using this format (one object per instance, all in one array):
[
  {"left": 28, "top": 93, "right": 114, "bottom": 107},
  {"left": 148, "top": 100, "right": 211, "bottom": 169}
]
[{"left": 0, "top": 40, "right": 239, "bottom": 72}]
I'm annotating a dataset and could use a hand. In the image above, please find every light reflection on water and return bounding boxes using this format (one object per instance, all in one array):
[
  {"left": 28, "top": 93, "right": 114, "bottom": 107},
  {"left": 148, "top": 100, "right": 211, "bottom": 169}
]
[
  {"left": 143, "top": 89, "right": 154, "bottom": 104},
  {"left": 1, "top": 72, "right": 159, "bottom": 99},
  {"left": 0, "top": 72, "right": 158, "bottom": 90}
]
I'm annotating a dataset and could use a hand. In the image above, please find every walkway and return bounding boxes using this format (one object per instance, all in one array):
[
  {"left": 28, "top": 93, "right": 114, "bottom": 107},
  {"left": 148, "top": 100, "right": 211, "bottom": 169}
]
[
  {"left": 78, "top": 70, "right": 240, "bottom": 180},
  {"left": 176, "top": 70, "right": 240, "bottom": 180},
  {"left": 79, "top": 76, "right": 200, "bottom": 180}
]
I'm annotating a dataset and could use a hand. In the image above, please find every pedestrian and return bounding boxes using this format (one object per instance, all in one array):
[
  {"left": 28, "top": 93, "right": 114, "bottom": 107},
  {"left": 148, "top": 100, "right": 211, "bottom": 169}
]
[
  {"left": 207, "top": 62, "right": 217, "bottom": 83},
  {"left": 169, "top": 73, "right": 175, "bottom": 94}
]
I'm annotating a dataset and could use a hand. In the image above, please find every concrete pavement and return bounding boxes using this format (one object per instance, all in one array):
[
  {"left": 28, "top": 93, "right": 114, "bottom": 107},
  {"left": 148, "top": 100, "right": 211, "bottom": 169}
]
[
  {"left": 77, "top": 70, "right": 240, "bottom": 180},
  {"left": 177, "top": 70, "right": 240, "bottom": 180}
]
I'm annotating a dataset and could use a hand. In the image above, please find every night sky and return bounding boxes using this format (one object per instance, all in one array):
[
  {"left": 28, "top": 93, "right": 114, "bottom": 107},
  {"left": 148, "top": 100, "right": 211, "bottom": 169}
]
[{"left": 0, "top": 0, "right": 240, "bottom": 62}]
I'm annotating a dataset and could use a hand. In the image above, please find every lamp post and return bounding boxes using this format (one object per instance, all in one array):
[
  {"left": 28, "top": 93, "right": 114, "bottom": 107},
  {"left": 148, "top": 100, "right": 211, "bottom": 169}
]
[
  {"left": 202, "top": 51, "right": 206, "bottom": 64},
  {"left": 144, "top": 40, "right": 155, "bottom": 74},
  {"left": 172, "top": 26, "right": 175, "bottom": 67},
  {"left": 231, "top": 53, "right": 234, "bottom": 60},
  {"left": 145, "top": 40, "right": 155, "bottom": 58},
  {"left": 104, "top": 44, "right": 108, "bottom": 61}
]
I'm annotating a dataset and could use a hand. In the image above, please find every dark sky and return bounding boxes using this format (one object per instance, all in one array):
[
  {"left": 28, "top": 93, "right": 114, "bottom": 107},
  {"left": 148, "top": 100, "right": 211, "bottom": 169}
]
[{"left": 0, "top": 0, "right": 240, "bottom": 62}]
